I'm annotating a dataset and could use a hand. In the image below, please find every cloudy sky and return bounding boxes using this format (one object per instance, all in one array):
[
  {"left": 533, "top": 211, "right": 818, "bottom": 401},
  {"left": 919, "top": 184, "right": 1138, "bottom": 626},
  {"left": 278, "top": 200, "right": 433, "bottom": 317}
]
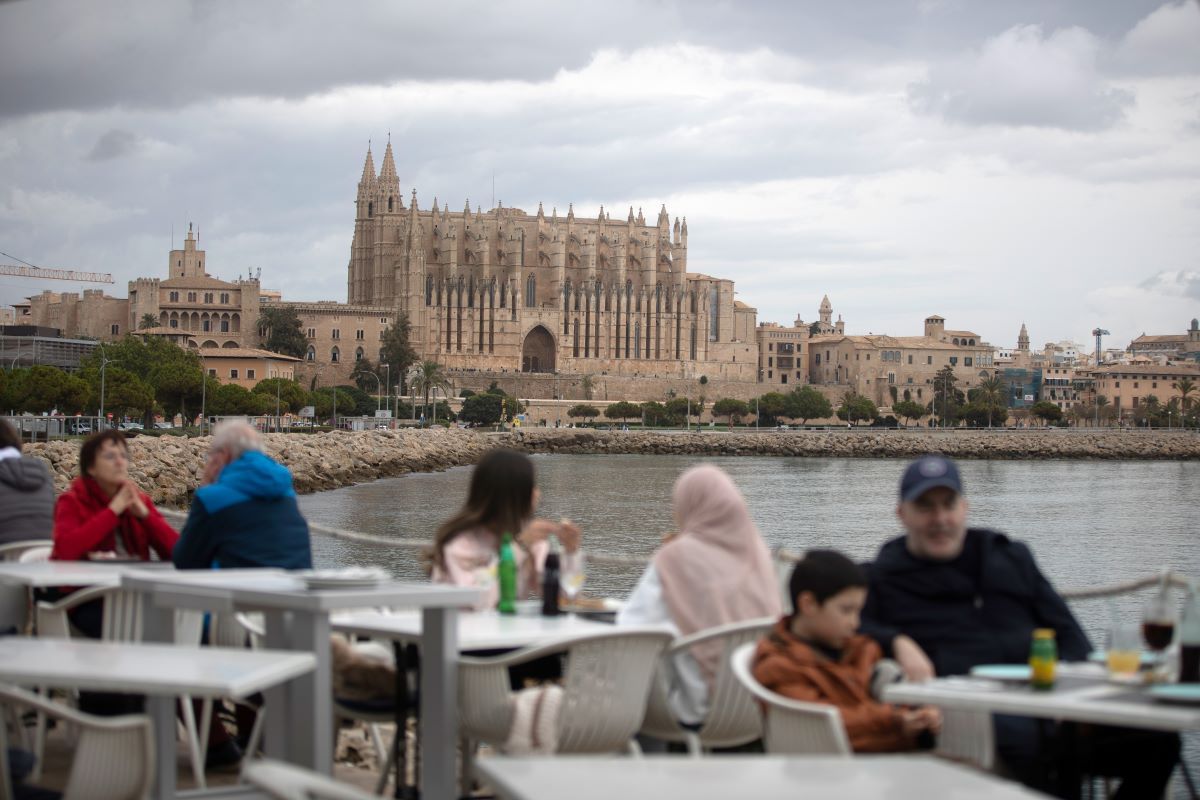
[{"left": 1, "top": 0, "right": 1198, "bottom": 351}]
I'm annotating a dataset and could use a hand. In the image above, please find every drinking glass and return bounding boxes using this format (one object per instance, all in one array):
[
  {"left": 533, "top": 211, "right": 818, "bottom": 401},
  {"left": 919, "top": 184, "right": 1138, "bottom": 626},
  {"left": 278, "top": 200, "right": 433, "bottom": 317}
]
[
  {"left": 1105, "top": 623, "right": 1141, "bottom": 678},
  {"left": 561, "top": 552, "right": 586, "bottom": 602},
  {"left": 1142, "top": 593, "right": 1177, "bottom": 680}
]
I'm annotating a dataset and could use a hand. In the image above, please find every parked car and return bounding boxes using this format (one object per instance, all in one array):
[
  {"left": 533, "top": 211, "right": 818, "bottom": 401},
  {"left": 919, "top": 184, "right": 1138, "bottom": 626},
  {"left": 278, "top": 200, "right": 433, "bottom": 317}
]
[
  {"left": 118, "top": 422, "right": 144, "bottom": 431},
  {"left": 67, "top": 420, "right": 92, "bottom": 435},
  {"left": 154, "top": 422, "right": 173, "bottom": 429}
]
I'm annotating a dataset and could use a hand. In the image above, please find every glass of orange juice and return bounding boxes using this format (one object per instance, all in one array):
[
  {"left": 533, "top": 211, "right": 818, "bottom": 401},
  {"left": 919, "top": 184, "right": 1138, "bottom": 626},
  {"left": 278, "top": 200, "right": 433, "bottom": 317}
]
[{"left": 1106, "top": 623, "right": 1141, "bottom": 678}]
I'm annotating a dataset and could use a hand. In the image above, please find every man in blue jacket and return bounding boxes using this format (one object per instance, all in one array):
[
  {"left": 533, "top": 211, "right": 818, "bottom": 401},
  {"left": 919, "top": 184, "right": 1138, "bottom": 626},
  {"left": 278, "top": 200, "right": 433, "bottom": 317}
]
[
  {"left": 172, "top": 420, "right": 313, "bottom": 768},
  {"left": 174, "top": 420, "right": 312, "bottom": 571},
  {"left": 862, "top": 455, "right": 1178, "bottom": 800}
]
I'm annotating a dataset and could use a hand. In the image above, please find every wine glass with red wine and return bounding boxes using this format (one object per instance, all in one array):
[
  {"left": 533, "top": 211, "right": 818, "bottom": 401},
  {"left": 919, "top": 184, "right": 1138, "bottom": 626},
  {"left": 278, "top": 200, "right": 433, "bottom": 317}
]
[{"left": 1142, "top": 592, "right": 1176, "bottom": 679}]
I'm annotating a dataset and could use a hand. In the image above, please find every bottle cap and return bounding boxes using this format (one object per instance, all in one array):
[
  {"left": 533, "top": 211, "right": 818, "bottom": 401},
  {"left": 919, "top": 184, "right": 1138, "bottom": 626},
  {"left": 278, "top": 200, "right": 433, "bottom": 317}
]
[{"left": 1033, "top": 628, "right": 1055, "bottom": 639}]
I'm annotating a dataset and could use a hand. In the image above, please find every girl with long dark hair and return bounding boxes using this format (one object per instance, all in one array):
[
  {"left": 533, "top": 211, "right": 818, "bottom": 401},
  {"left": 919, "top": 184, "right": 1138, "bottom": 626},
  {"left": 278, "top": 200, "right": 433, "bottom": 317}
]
[{"left": 432, "top": 449, "right": 581, "bottom": 609}]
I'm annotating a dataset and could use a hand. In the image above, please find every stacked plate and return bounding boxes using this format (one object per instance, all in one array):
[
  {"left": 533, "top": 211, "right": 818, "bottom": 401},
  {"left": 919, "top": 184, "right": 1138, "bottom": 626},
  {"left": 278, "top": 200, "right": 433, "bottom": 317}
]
[{"left": 302, "top": 567, "right": 390, "bottom": 590}]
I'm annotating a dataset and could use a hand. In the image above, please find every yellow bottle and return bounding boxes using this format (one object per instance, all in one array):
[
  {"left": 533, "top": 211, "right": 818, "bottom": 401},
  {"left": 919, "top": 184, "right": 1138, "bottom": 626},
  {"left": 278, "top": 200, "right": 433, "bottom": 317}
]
[{"left": 1029, "top": 628, "right": 1057, "bottom": 690}]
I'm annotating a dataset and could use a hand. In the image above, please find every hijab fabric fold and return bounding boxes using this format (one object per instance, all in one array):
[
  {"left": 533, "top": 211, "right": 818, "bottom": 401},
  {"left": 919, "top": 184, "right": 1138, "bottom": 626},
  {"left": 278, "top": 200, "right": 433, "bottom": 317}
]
[{"left": 654, "top": 464, "right": 783, "bottom": 686}]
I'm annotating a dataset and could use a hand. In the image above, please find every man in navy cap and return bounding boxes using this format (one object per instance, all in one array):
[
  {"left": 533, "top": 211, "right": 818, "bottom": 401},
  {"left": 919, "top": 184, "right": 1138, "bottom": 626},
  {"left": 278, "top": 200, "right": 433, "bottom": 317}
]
[{"left": 861, "top": 455, "right": 1178, "bottom": 799}]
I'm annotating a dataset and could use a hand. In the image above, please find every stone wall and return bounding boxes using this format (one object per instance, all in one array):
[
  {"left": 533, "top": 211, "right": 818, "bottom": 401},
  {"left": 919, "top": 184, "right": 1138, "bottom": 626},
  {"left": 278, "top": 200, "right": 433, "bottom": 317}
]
[
  {"left": 27, "top": 428, "right": 1199, "bottom": 510},
  {"left": 450, "top": 370, "right": 762, "bottom": 403}
]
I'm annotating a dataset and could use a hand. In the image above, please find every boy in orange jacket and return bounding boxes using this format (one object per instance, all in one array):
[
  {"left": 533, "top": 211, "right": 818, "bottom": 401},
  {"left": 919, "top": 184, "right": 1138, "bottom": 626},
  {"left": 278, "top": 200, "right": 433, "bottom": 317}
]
[{"left": 752, "top": 549, "right": 941, "bottom": 752}]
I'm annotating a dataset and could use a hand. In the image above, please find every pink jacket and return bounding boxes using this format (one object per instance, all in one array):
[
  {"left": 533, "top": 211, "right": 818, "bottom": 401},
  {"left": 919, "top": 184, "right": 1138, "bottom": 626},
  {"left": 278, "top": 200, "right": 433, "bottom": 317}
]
[{"left": 431, "top": 527, "right": 582, "bottom": 611}]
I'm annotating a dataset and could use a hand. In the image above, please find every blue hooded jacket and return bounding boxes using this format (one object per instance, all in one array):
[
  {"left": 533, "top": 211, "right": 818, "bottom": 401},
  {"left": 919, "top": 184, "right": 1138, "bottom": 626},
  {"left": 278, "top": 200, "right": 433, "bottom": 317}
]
[{"left": 173, "top": 450, "right": 312, "bottom": 570}]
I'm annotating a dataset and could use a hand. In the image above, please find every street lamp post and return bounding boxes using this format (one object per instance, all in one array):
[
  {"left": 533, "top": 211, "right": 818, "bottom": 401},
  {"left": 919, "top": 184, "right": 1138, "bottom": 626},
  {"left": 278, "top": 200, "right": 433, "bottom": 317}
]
[
  {"left": 10, "top": 350, "right": 35, "bottom": 370},
  {"left": 98, "top": 345, "right": 116, "bottom": 431},
  {"left": 199, "top": 352, "right": 207, "bottom": 435},
  {"left": 381, "top": 363, "right": 390, "bottom": 417}
]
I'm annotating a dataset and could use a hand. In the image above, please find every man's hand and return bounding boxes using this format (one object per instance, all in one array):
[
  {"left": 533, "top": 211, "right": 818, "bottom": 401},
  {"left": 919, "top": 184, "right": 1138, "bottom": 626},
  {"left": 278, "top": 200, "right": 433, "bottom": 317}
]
[{"left": 893, "top": 634, "right": 935, "bottom": 682}]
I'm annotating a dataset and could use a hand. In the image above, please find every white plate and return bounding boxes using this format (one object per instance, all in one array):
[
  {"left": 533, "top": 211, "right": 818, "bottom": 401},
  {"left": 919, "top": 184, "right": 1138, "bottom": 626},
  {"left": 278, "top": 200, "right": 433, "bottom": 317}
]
[
  {"left": 1149, "top": 685, "right": 1200, "bottom": 705},
  {"left": 302, "top": 567, "right": 389, "bottom": 590},
  {"left": 970, "top": 664, "right": 1032, "bottom": 682}
]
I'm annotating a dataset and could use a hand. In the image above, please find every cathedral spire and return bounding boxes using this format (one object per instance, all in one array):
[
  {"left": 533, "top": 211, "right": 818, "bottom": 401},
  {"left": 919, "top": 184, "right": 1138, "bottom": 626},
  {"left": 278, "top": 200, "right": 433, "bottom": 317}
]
[
  {"left": 379, "top": 139, "right": 399, "bottom": 186},
  {"left": 359, "top": 142, "right": 376, "bottom": 185}
]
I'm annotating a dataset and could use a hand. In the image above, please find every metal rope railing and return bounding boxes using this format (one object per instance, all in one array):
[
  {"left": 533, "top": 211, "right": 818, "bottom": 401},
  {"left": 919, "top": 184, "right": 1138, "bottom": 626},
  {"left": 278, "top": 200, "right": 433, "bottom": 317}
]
[{"left": 157, "top": 507, "right": 1190, "bottom": 600}]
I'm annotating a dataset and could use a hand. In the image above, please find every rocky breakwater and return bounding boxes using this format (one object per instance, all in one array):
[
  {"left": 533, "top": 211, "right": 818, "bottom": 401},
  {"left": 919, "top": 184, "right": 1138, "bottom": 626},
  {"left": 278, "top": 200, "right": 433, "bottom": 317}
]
[
  {"left": 498, "top": 429, "right": 1200, "bottom": 461},
  {"left": 27, "top": 428, "right": 495, "bottom": 508}
]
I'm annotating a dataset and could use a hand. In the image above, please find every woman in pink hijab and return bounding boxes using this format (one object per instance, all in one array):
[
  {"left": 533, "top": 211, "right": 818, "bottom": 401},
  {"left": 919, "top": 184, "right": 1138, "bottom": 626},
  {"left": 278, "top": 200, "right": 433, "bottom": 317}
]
[{"left": 618, "top": 463, "right": 782, "bottom": 725}]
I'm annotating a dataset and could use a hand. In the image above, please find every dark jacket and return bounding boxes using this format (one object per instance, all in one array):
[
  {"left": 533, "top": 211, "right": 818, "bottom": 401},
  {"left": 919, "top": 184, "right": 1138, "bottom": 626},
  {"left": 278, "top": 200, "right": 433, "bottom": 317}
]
[
  {"left": 861, "top": 528, "right": 1091, "bottom": 676},
  {"left": 51, "top": 476, "right": 178, "bottom": 561},
  {"left": 173, "top": 451, "right": 312, "bottom": 570},
  {"left": 0, "top": 455, "right": 55, "bottom": 544}
]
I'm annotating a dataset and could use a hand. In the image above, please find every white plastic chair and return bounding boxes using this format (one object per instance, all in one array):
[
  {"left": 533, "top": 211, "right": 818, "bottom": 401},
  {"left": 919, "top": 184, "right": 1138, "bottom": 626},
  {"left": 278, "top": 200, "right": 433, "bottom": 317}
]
[
  {"left": 33, "top": 585, "right": 209, "bottom": 787},
  {"left": 17, "top": 546, "right": 51, "bottom": 564},
  {"left": 0, "top": 683, "right": 154, "bottom": 800},
  {"left": 934, "top": 708, "right": 995, "bottom": 771},
  {"left": 459, "top": 628, "right": 672, "bottom": 792},
  {"left": 0, "top": 540, "right": 52, "bottom": 562},
  {"left": 242, "top": 758, "right": 377, "bottom": 800},
  {"left": 729, "top": 643, "right": 852, "bottom": 756},
  {"left": 638, "top": 617, "right": 774, "bottom": 754}
]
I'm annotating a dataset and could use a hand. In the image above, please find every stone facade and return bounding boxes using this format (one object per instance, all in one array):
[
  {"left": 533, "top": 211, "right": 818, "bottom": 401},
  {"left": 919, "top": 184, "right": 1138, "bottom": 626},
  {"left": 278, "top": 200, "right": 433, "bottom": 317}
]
[
  {"left": 1129, "top": 319, "right": 1200, "bottom": 363},
  {"left": 279, "top": 300, "right": 396, "bottom": 388},
  {"left": 199, "top": 347, "right": 300, "bottom": 389},
  {"left": 128, "top": 225, "right": 262, "bottom": 350},
  {"left": 344, "top": 141, "right": 758, "bottom": 385},
  {"left": 807, "top": 315, "right": 996, "bottom": 407},
  {"left": 756, "top": 319, "right": 810, "bottom": 388},
  {"left": 22, "top": 289, "right": 128, "bottom": 341},
  {"left": 1091, "top": 363, "right": 1200, "bottom": 419}
]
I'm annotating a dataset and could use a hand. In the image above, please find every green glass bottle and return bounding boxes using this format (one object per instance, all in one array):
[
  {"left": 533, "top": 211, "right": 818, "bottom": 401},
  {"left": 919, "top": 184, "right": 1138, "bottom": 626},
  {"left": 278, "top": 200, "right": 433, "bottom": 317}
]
[{"left": 498, "top": 532, "right": 517, "bottom": 615}]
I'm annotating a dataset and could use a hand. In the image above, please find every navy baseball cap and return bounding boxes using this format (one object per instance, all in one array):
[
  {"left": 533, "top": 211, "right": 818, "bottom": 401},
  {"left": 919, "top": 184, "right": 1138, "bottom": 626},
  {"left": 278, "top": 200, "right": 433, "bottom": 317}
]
[{"left": 899, "top": 455, "right": 963, "bottom": 503}]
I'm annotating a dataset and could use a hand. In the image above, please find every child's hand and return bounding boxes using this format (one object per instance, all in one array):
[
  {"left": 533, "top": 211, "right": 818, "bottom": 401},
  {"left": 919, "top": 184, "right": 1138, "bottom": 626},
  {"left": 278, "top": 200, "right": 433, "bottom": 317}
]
[
  {"left": 914, "top": 705, "right": 942, "bottom": 735},
  {"left": 898, "top": 706, "right": 941, "bottom": 738}
]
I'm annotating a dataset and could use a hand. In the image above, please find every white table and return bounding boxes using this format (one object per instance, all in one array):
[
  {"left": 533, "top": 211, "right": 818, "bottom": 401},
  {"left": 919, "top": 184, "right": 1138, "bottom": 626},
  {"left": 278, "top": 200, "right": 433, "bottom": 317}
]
[
  {"left": 475, "top": 755, "right": 1047, "bottom": 800},
  {"left": 120, "top": 569, "right": 479, "bottom": 800},
  {"left": 883, "top": 669, "right": 1200, "bottom": 733},
  {"left": 0, "top": 559, "right": 175, "bottom": 589},
  {"left": 332, "top": 609, "right": 619, "bottom": 650},
  {"left": 0, "top": 636, "right": 315, "bottom": 800}
]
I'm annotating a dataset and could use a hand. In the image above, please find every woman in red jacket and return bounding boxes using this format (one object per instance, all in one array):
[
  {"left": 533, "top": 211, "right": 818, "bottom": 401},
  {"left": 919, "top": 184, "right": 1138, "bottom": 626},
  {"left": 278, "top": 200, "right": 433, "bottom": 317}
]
[
  {"left": 50, "top": 429, "right": 180, "bottom": 716},
  {"left": 52, "top": 429, "right": 178, "bottom": 564}
]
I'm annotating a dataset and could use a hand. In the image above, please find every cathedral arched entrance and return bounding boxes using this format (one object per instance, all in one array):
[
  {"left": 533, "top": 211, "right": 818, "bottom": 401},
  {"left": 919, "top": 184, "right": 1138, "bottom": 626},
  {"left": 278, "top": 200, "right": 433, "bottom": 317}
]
[{"left": 521, "top": 325, "right": 556, "bottom": 373}]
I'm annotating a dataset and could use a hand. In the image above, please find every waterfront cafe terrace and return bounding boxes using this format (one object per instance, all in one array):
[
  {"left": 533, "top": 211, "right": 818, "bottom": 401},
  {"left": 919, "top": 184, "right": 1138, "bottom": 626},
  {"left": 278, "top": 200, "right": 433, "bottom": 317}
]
[{"left": 0, "top": 517, "right": 1196, "bottom": 800}]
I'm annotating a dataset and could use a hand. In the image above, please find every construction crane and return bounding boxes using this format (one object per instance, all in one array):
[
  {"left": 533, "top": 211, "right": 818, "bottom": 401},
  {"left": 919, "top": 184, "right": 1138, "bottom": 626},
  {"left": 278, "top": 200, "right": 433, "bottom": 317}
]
[
  {"left": 1092, "top": 327, "right": 1110, "bottom": 366},
  {"left": 0, "top": 263, "right": 113, "bottom": 284}
]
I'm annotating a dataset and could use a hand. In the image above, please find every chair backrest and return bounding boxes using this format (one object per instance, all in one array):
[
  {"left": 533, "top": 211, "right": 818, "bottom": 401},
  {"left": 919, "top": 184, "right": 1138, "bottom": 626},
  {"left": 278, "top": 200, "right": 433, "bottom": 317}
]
[
  {"left": 35, "top": 586, "right": 144, "bottom": 642},
  {"left": 640, "top": 617, "right": 774, "bottom": 747},
  {"left": 729, "top": 643, "right": 852, "bottom": 756},
  {"left": 556, "top": 628, "right": 673, "bottom": 753},
  {"left": 242, "top": 758, "right": 378, "bottom": 800},
  {"left": 0, "top": 540, "right": 51, "bottom": 562},
  {"left": 0, "top": 683, "right": 153, "bottom": 800},
  {"left": 458, "top": 628, "right": 673, "bottom": 754},
  {"left": 17, "top": 545, "right": 51, "bottom": 563}
]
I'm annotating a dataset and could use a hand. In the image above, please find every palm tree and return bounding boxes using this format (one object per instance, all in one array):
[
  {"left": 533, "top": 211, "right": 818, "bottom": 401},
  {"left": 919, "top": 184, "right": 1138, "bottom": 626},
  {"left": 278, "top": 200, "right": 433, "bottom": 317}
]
[
  {"left": 1094, "top": 394, "right": 1110, "bottom": 427},
  {"left": 412, "top": 360, "right": 451, "bottom": 421},
  {"left": 976, "top": 376, "right": 1005, "bottom": 428},
  {"left": 139, "top": 313, "right": 158, "bottom": 330},
  {"left": 1176, "top": 377, "right": 1196, "bottom": 411}
]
